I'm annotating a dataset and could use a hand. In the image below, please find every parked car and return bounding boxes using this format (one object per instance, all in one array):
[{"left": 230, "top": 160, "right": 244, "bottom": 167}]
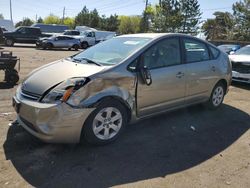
[
  {"left": 36, "top": 35, "right": 81, "bottom": 50},
  {"left": 63, "top": 30, "right": 81, "bottom": 36},
  {"left": 79, "top": 30, "right": 116, "bottom": 49},
  {"left": 3, "top": 26, "right": 52, "bottom": 46},
  {"left": 229, "top": 45, "right": 250, "bottom": 83},
  {"left": 32, "top": 23, "right": 69, "bottom": 34},
  {"left": 13, "top": 33, "right": 231, "bottom": 145},
  {"left": 218, "top": 44, "right": 241, "bottom": 54},
  {"left": 0, "top": 27, "right": 7, "bottom": 44}
]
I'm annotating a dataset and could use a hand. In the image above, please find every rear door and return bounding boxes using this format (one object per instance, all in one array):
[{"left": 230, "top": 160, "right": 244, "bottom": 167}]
[
  {"left": 182, "top": 37, "right": 215, "bottom": 104},
  {"left": 137, "top": 37, "right": 187, "bottom": 117}
]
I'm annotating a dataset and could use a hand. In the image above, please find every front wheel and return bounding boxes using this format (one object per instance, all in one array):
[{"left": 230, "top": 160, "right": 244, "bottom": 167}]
[
  {"left": 206, "top": 82, "right": 225, "bottom": 110},
  {"left": 82, "top": 100, "right": 128, "bottom": 145},
  {"left": 5, "top": 39, "right": 14, "bottom": 46}
]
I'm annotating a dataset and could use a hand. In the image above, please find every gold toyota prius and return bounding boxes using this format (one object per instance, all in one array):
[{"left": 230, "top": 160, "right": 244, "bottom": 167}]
[{"left": 13, "top": 33, "right": 232, "bottom": 145}]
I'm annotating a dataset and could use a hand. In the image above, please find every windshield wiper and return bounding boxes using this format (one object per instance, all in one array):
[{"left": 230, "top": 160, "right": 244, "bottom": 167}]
[{"left": 72, "top": 57, "right": 102, "bottom": 66}]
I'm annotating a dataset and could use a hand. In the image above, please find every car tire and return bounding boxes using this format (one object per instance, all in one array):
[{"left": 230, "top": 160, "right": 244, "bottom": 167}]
[
  {"left": 205, "top": 82, "right": 225, "bottom": 110},
  {"left": 73, "top": 44, "right": 79, "bottom": 51},
  {"left": 82, "top": 99, "right": 128, "bottom": 145},
  {"left": 5, "top": 39, "right": 14, "bottom": 46},
  {"left": 46, "top": 43, "right": 53, "bottom": 50},
  {"left": 5, "top": 70, "right": 19, "bottom": 84},
  {"left": 81, "top": 42, "right": 89, "bottom": 49}
]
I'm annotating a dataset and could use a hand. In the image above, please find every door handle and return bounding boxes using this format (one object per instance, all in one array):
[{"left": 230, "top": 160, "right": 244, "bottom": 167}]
[
  {"left": 176, "top": 72, "right": 185, "bottom": 78},
  {"left": 211, "top": 66, "right": 216, "bottom": 72}
]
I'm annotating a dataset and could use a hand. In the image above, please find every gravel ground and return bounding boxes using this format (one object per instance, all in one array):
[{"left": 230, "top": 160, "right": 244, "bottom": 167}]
[{"left": 0, "top": 44, "right": 249, "bottom": 188}]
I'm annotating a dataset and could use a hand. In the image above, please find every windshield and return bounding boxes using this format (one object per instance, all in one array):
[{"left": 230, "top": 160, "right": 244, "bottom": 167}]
[
  {"left": 234, "top": 46, "right": 250, "bottom": 55},
  {"left": 71, "top": 37, "right": 152, "bottom": 65}
]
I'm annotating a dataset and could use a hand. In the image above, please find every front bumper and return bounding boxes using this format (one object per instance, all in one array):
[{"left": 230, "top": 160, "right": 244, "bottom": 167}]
[
  {"left": 232, "top": 71, "right": 250, "bottom": 84},
  {"left": 13, "top": 88, "right": 95, "bottom": 143}
]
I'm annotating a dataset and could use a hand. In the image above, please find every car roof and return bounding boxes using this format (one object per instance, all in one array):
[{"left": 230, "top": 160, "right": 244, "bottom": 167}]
[{"left": 117, "top": 33, "right": 169, "bottom": 39}]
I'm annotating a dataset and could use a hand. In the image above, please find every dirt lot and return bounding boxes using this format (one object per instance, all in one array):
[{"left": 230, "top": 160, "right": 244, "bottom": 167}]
[{"left": 0, "top": 45, "right": 249, "bottom": 188}]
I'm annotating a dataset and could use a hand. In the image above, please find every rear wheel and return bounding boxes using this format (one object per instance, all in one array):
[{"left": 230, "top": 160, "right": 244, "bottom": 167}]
[
  {"left": 46, "top": 43, "right": 53, "bottom": 50},
  {"left": 206, "top": 82, "right": 225, "bottom": 110},
  {"left": 5, "top": 39, "right": 14, "bottom": 46},
  {"left": 81, "top": 42, "right": 89, "bottom": 49},
  {"left": 5, "top": 70, "right": 19, "bottom": 84},
  {"left": 82, "top": 99, "right": 128, "bottom": 145},
  {"left": 72, "top": 44, "right": 79, "bottom": 51}
]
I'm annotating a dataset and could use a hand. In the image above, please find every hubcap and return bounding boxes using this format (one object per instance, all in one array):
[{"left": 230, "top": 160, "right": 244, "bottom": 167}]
[
  {"left": 212, "top": 86, "right": 224, "bottom": 107},
  {"left": 93, "top": 107, "right": 122, "bottom": 140},
  {"left": 7, "top": 40, "right": 12, "bottom": 46}
]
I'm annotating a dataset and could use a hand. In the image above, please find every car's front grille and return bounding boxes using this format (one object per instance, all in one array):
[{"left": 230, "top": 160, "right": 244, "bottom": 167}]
[
  {"left": 232, "top": 62, "right": 250, "bottom": 74},
  {"left": 21, "top": 89, "right": 41, "bottom": 101}
]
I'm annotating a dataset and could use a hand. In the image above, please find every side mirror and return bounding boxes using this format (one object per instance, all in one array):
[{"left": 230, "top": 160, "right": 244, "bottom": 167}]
[{"left": 140, "top": 66, "right": 152, "bottom": 86}]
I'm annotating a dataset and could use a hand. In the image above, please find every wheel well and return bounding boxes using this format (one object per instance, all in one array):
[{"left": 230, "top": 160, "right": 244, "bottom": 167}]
[
  {"left": 47, "top": 42, "right": 53, "bottom": 47},
  {"left": 93, "top": 96, "right": 132, "bottom": 123},
  {"left": 217, "top": 79, "right": 228, "bottom": 92}
]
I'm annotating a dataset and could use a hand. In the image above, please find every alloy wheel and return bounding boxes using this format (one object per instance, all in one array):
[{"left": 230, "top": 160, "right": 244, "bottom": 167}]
[{"left": 92, "top": 107, "right": 122, "bottom": 140}]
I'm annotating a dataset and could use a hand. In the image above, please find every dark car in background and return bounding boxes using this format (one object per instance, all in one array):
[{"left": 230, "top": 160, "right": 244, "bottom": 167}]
[
  {"left": 218, "top": 44, "right": 241, "bottom": 54},
  {"left": 36, "top": 35, "right": 81, "bottom": 50},
  {"left": 3, "top": 26, "right": 52, "bottom": 46},
  {"left": 0, "top": 27, "right": 6, "bottom": 44},
  {"left": 32, "top": 23, "right": 69, "bottom": 34},
  {"left": 63, "top": 30, "right": 81, "bottom": 36}
]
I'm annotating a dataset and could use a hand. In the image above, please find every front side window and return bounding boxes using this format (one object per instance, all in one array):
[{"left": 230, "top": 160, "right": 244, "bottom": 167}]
[
  {"left": 209, "top": 46, "right": 220, "bottom": 59},
  {"left": 143, "top": 38, "right": 181, "bottom": 69},
  {"left": 184, "top": 38, "right": 210, "bottom": 63}
]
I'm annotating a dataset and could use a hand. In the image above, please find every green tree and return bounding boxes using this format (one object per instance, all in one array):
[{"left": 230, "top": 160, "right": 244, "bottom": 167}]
[
  {"left": 151, "top": 0, "right": 183, "bottom": 32},
  {"left": 75, "top": 6, "right": 100, "bottom": 28},
  {"left": 106, "top": 14, "right": 119, "bottom": 31},
  {"left": 37, "top": 17, "right": 43, "bottom": 23},
  {"left": 180, "top": 0, "right": 202, "bottom": 34},
  {"left": 140, "top": 5, "right": 154, "bottom": 32},
  {"left": 0, "top": 13, "right": 4, "bottom": 19},
  {"left": 99, "top": 14, "right": 119, "bottom": 31},
  {"left": 202, "top": 11, "right": 234, "bottom": 40},
  {"left": 63, "top": 17, "right": 75, "bottom": 29},
  {"left": 118, "top": 16, "right": 141, "bottom": 34},
  {"left": 15, "top": 18, "right": 34, "bottom": 27},
  {"left": 233, "top": 0, "right": 250, "bottom": 40},
  {"left": 43, "top": 14, "right": 61, "bottom": 24}
]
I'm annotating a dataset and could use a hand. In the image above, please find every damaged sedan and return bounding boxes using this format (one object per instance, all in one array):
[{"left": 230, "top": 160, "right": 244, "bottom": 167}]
[{"left": 13, "top": 33, "right": 232, "bottom": 145}]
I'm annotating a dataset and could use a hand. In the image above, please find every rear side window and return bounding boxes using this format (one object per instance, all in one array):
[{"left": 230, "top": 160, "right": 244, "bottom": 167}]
[
  {"left": 209, "top": 46, "right": 220, "bottom": 59},
  {"left": 184, "top": 38, "right": 210, "bottom": 63}
]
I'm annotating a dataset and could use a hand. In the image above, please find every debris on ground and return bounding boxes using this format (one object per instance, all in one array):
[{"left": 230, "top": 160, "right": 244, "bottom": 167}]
[
  {"left": 0, "top": 112, "right": 13, "bottom": 117},
  {"left": 190, "top": 126, "right": 196, "bottom": 131}
]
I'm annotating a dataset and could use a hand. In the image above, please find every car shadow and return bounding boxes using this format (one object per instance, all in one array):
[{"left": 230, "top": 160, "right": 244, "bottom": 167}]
[
  {"left": 232, "top": 81, "right": 250, "bottom": 90},
  {"left": 3, "top": 104, "right": 250, "bottom": 187}
]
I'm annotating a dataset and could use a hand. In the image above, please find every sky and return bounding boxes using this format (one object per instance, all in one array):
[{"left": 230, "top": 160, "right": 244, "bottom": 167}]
[{"left": 0, "top": 0, "right": 239, "bottom": 23}]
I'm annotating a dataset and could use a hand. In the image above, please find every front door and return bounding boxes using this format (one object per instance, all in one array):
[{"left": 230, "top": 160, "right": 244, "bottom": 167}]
[{"left": 137, "top": 37, "right": 186, "bottom": 117}]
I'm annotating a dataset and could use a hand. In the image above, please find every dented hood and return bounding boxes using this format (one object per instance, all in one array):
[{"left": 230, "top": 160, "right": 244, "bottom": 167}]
[{"left": 22, "top": 59, "right": 106, "bottom": 95}]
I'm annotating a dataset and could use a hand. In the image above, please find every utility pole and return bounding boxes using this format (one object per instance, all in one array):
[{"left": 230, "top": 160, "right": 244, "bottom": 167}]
[
  {"left": 35, "top": 14, "right": 37, "bottom": 23},
  {"left": 159, "top": 0, "right": 162, "bottom": 7},
  {"left": 10, "top": 0, "right": 13, "bottom": 22},
  {"left": 62, "top": 7, "right": 65, "bottom": 23},
  {"left": 145, "top": 0, "right": 148, "bottom": 10}
]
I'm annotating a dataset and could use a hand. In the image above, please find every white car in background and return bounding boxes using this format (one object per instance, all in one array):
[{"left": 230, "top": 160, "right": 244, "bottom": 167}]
[{"left": 229, "top": 45, "right": 250, "bottom": 84}]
